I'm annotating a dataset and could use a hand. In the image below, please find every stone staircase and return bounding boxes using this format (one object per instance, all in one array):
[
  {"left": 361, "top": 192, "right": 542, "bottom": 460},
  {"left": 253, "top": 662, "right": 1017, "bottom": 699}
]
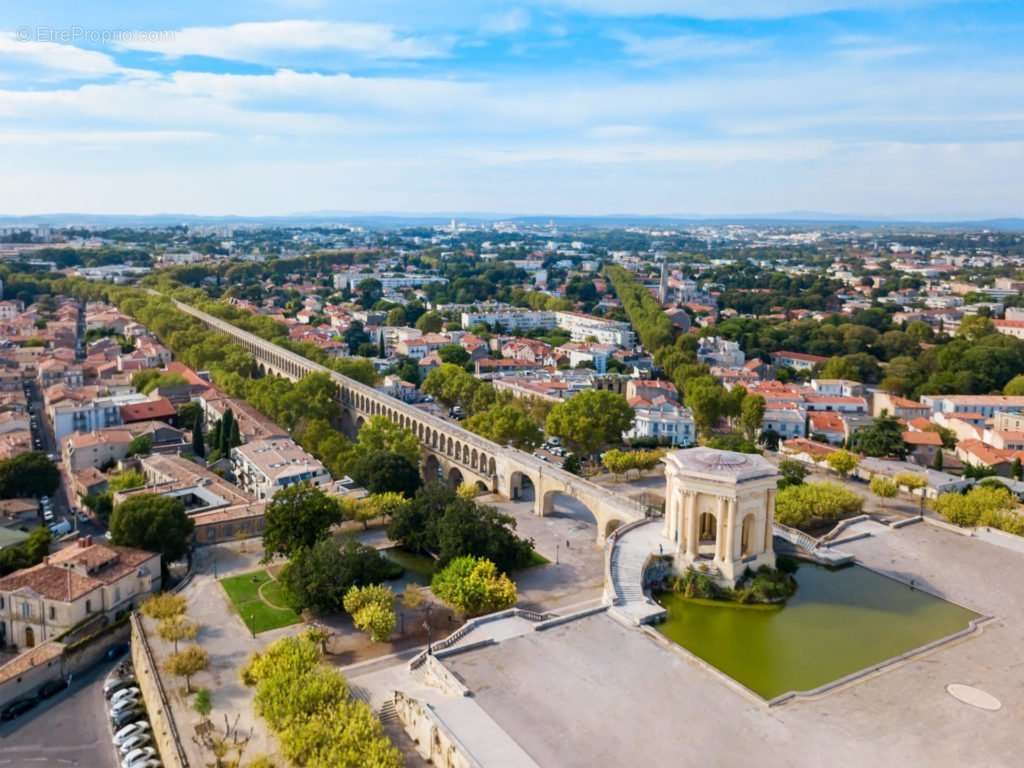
[
  {"left": 378, "top": 699, "right": 400, "bottom": 726},
  {"left": 606, "top": 520, "right": 671, "bottom": 626}
]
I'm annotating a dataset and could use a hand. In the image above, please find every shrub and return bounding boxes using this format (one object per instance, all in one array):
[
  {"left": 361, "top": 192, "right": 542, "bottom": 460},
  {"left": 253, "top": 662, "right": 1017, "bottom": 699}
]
[
  {"left": 431, "top": 556, "right": 517, "bottom": 617},
  {"left": 140, "top": 593, "right": 186, "bottom": 620},
  {"left": 774, "top": 481, "right": 863, "bottom": 528},
  {"left": 931, "top": 485, "right": 1016, "bottom": 529},
  {"left": 343, "top": 585, "right": 396, "bottom": 643}
]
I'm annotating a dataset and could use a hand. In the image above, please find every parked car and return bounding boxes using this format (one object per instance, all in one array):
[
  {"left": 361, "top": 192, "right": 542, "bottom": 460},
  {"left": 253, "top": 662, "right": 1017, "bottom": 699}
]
[
  {"left": 119, "top": 733, "right": 152, "bottom": 755},
  {"left": 111, "top": 697, "right": 143, "bottom": 718},
  {"left": 104, "top": 673, "right": 136, "bottom": 699},
  {"left": 111, "top": 707, "right": 146, "bottom": 730},
  {"left": 110, "top": 686, "right": 142, "bottom": 705},
  {"left": 1, "top": 698, "right": 37, "bottom": 721},
  {"left": 122, "top": 747, "right": 158, "bottom": 768},
  {"left": 49, "top": 519, "right": 72, "bottom": 537},
  {"left": 113, "top": 720, "right": 151, "bottom": 747},
  {"left": 36, "top": 678, "right": 69, "bottom": 700},
  {"left": 105, "top": 642, "right": 130, "bottom": 661}
]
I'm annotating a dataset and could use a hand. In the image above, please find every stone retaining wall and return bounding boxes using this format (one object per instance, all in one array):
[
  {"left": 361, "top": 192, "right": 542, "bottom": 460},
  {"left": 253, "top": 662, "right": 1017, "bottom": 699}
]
[{"left": 130, "top": 613, "right": 189, "bottom": 768}]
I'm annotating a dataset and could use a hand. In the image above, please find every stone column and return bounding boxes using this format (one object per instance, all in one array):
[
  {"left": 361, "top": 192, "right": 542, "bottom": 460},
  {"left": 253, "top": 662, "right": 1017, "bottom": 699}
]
[
  {"left": 730, "top": 499, "right": 742, "bottom": 561},
  {"left": 663, "top": 477, "right": 676, "bottom": 540},
  {"left": 685, "top": 492, "right": 698, "bottom": 558},
  {"left": 715, "top": 496, "right": 727, "bottom": 561},
  {"left": 763, "top": 488, "right": 776, "bottom": 552}
]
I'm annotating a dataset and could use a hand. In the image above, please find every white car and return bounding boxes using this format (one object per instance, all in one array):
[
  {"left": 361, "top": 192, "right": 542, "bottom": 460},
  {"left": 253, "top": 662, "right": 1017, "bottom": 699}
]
[
  {"left": 121, "top": 746, "right": 158, "bottom": 768},
  {"left": 119, "top": 732, "right": 152, "bottom": 755},
  {"left": 113, "top": 720, "right": 151, "bottom": 747},
  {"left": 110, "top": 686, "right": 142, "bottom": 705},
  {"left": 110, "top": 697, "right": 143, "bottom": 718}
]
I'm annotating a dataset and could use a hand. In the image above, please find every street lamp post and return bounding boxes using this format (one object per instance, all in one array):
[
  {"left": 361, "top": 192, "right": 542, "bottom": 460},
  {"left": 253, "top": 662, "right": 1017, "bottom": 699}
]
[
  {"left": 249, "top": 613, "right": 255, "bottom": 639},
  {"left": 555, "top": 543, "right": 559, "bottom": 565}
]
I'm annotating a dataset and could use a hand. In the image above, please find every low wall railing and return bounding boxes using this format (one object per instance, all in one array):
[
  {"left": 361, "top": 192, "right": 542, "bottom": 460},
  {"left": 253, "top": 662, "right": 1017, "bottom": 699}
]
[{"left": 408, "top": 607, "right": 556, "bottom": 670}]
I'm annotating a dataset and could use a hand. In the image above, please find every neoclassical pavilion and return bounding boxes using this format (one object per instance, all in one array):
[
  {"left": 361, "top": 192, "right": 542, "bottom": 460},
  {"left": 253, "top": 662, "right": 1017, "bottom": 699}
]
[{"left": 663, "top": 447, "right": 779, "bottom": 584}]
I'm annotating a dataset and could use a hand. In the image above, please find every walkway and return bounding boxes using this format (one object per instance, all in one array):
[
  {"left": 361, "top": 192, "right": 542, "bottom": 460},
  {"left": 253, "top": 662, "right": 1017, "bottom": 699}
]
[{"left": 607, "top": 520, "right": 672, "bottom": 625}]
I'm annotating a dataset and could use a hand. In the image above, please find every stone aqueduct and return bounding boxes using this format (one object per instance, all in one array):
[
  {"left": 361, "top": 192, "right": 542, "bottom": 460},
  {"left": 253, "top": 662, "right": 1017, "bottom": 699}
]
[{"left": 171, "top": 299, "right": 647, "bottom": 542}]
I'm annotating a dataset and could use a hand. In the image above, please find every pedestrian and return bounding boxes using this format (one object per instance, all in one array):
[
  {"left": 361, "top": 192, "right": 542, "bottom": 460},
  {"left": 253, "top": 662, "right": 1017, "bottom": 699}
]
[
  {"left": 566, "top": 539, "right": 571, "bottom": 549},
  {"left": 659, "top": 543, "right": 663, "bottom": 555}
]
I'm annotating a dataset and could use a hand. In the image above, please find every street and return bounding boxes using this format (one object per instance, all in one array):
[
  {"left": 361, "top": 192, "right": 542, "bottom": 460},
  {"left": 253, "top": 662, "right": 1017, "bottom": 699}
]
[{"left": 0, "top": 659, "right": 119, "bottom": 768}]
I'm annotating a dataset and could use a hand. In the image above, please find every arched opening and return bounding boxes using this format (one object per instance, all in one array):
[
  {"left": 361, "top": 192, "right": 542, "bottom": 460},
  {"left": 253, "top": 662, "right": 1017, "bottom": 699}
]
[
  {"left": 423, "top": 454, "right": 442, "bottom": 484},
  {"left": 471, "top": 449, "right": 479, "bottom": 470},
  {"left": 698, "top": 512, "right": 718, "bottom": 559},
  {"left": 447, "top": 467, "right": 464, "bottom": 489},
  {"left": 542, "top": 490, "right": 598, "bottom": 527},
  {"left": 741, "top": 514, "right": 757, "bottom": 557},
  {"left": 256, "top": 362, "right": 267, "bottom": 378},
  {"left": 455, "top": 442, "right": 462, "bottom": 462},
  {"left": 355, "top": 416, "right": 366, "bottom": 432},
  {"left": 475, "top": 480, "right": 489, "bottom": 494},
  {"left": 339, "top": 409, "right": 356, "bottom": 439},
  {"left": 605, "top": 519, "right": 624, "bottom": 538},
  {"left": 510, "top": 471, "right": 535, "bottom": 501},
  {"left": 488, "top": 457, "right": 496, "bottom": 477},
  {"left": 24, "top": 625, "right": 35, "bottom": 648}
]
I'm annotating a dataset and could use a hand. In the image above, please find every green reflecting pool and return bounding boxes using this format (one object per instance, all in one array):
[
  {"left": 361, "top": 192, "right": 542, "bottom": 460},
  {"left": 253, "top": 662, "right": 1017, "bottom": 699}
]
[{"left": 656, "top": 563, "right": 979, "bottom": 700}]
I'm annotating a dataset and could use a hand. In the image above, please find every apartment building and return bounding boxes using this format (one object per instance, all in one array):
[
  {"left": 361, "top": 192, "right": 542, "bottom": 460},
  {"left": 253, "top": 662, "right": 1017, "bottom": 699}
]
[
  {"left": 461, "top": 309, "right": 635, "bottom": 347},
  {"left": 231, "top": 438, "right": 331, "bottom": 500},
  {"left": 48, "top": 392, "right": 149, "bottom": 443},
  {"left": 625, "top": 397, "right": 694, "bottom": 446}
]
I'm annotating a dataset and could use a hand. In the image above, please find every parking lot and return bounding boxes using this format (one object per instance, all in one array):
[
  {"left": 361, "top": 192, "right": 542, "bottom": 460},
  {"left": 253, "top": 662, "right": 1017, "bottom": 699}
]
[{"left": 0, "top": 659, "right": 119, "bottom": 768}]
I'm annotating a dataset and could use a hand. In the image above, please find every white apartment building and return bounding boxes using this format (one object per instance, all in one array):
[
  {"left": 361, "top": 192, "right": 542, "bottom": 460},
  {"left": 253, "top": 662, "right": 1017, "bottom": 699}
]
[
  {"left": 232, "top": 438, "right": 331, "bottom": 500},
  {"left": 48, "top": 392, "right": 148, "bottom": 443},
  {"left": 697, "top": 337, "right": 745, "bottom": 368},
  {"left": 920, "top": 394, "right": 1024, "bottom": 419},
  {"left": 333, "top": 271, "right": 448, "bottom": 291},
  {"left": 625, "top": 400, "right": 695, "bottom": 446},
  {"left": 460, "top": 309, "right": 634, "bottom": 346},
  {"left": 763, "top": 408, "right": 806, "bottom": 440}
]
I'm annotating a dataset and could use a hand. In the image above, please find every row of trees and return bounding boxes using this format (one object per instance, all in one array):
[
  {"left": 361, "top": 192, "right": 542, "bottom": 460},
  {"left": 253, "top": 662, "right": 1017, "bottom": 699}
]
[
  {"left": 241, "top": 632, "right": 402, "bottom": 767},
  {"left": 601, "top": 448, "right": 666, "bottom": 477},
  {"left": 0, "top": 452, "right": 60, "bottom": 499}
]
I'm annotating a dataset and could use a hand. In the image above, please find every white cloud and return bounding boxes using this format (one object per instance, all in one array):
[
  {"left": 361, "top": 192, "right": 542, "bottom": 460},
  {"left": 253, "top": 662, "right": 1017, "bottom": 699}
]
[
  {"left": 114, "top": 19, "right": 449, "bottom": 62},
  {"left": 0, "top": 32, "right": 120, "bottom": 80},
  {"left": 481, "top": 9, "right": 532, "bottom": 35},
  {"left": 550, "top": 1, "right": 943, "bottom": 19},
  {"left": 616, "top": 32, "right": 762, "bottom": 64},
  {"left": 0, "top": 129, "right": 214, "bottom": 145}
]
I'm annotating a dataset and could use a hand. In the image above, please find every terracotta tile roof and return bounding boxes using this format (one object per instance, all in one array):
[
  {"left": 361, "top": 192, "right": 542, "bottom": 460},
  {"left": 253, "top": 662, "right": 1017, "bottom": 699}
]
[
  {"left": 120, "top": 397, "right": 176, "bottom": 422},
  {"left": 902, "top": 430, "right": 943, "bottom": 446},
  {"left": 0, "top": 562, "right": 103, "bottom": 601}
]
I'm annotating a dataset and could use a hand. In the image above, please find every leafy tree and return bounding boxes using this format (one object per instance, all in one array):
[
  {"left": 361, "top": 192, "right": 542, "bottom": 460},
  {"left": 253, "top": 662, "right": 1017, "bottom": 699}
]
[
  {"left": 431, "top": 556, "right": 517, "bottom": 617},
  {"left": 387, "top": 483, "right": 534, "bottom": 572},
  {"left": 164, "top": 645, "right": 209, "bottom": 693},
  {"left": 437, "top": 345, "right": 470, "bottom": 366},
  {"left": 869, "top": 476, "right": 898, "bottom": 510},
  {"left": 385, "top": 306, "right": 407, "bottom": 327},
  {"left": 562, "top": 453, "right": 582, "bottom": 475},
  {"left": 415, "top": 311, "right": 444, "bottom": 333},
  {"left": 193, "top": 688, "right": 212, "bottom": 719},
  {"left": 705, "top": 433, "right": 760, "bottom": 453},
  {"left": 158, "top": 615, "right": 199, "bottom": 652},
  {"left": 177, "top": 400, "right": 203, "bottom": 433},
  {"left": 1015, "top": 457, "right": 1024, "bottom": 481},
  {"left": 465, "top": 403, "right": 542, "bottom": 450},
  {"left": 957, "top": 315, "right": 996, "bottom": 342},
  {"left": 545, "top": 390, "right": 634, "bottom": 455},
  {"left": 351, "top": 451, "right": 423, "bottom": 498},
  {"left": 738, "top": 394, "right": 766, "bottom": 442},
  {"left": 777, "top": 459, "right": 808, "bottom": 489},
  {"left": 0, "top": 452, "right": 60, "bottom": 498},
  {"left": 422, "top": 364, "right": 484, "bottom": 411},
  {"left": 279, "top": 537, "right": 400, "bottom": 614},
  {"left": 931, "top": 449, "right": 944, "bottom": 471},
  {"left": 140, "top": 592, "right": 187, "bottom": 620},
  {"left": 108, "top": 469, "right": 146, "bottom": 492},
  {"left": 1005, "top": 375, "right": 1024, "bottom": 396},
  {"left": 191, "top": 416, "right": 205, "bottom": 458},
  {"left": 262, "top": 484, "right": 341, "bottom": 559},
  {"left": 825, "top": 448, "right": 860, "bottom": 477},
  {"left": 683, "top": 377, "right": 727, "bottom": 441},
  {"left": 126, "top": 434, "right": 152, "bottom": 457},
  {"left": 343, "top": 584, "right": 396, "bottom": 643},
  {"left": 0, "top": 527, "right": 50, "bottom": 577},
  {"left": 774, "top": 482, "right": 863, "bottom": 528},
  {"left": 110, "top": 494, "right": 194, "bottom": 575},
  {"left": 932, "top": 485, "right": 1015, "bottom": 528},
  {"left": 357, "top": 278, "right": 382, "bottom": 309},
  {"left": 349, "top": 416, "right": 420, "bottom": 467},
  {"left": 893, "top": 472, "right": 927, "bottom": 491},
  {"left": 848, "top": 415, "right": 908, "bottom": 459}
]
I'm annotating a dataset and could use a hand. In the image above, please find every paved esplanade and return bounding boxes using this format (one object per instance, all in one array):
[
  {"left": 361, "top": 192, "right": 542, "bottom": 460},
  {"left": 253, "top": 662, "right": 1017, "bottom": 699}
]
[{"left": 168, "top": 297, "right": 646, "bottom": 541}]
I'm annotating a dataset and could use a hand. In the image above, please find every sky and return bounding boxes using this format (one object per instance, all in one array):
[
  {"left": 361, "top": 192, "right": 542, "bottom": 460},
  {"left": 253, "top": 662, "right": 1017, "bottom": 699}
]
[{"left": 1, "top": 0, "right": 1022, "bottom": 219}]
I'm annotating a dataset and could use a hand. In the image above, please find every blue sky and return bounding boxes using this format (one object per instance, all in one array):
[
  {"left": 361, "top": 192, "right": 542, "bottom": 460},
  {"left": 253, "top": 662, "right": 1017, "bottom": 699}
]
[{"left": 1, "top": 1, "right": 1021, "bottom": 218}]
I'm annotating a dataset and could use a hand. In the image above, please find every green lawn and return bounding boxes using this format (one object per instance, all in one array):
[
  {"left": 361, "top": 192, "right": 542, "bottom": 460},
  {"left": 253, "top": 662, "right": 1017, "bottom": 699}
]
[
  {"left": 525, "top": 550, "right": 550, "bottom": 568},
  {"left": 220, "top": 569, "right": 301, "bottom": 634}
]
